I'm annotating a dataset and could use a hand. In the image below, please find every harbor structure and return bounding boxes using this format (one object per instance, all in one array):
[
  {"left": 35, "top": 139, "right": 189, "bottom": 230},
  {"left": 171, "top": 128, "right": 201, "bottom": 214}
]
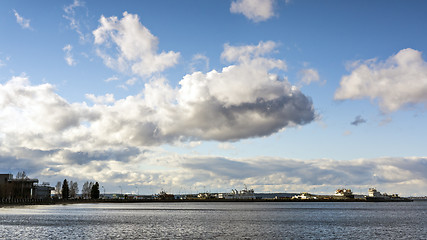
[
  {"left": 291, "top": 192, "right": 318, "bottom": 200},
  {"left": 334, "top": 188, "right": 354, "bottom": 199},
  {"left": 0, "top": 173, "right": 38, "bottom": 199},
  {"left": 366, "top": 188, "right": 411, "bottom": 201},
  {"left": 217, "top": 186, "right": 255, "bottom": 200}
]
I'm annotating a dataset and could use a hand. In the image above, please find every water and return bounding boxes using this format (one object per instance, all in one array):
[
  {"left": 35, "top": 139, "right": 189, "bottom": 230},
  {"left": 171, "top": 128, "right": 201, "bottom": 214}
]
[{"left": 0, "top": 201, "right": 426, "bottom": 239}]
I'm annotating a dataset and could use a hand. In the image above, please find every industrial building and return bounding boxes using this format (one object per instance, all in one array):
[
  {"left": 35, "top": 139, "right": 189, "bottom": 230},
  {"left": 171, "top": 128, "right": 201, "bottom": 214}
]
[{"left": 0, "top": 173, "right": 54, "bottom": 200}]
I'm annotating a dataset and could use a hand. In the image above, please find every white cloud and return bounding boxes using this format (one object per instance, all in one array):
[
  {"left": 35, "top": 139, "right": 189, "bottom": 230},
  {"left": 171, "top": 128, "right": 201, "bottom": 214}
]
[
  {"left": 298, "top": 68, "right": 320, "bottom": 86},
  {"left": 0, "top": 40, "right": 314, "bottom": 150},
  {"left": 0, "top": 40, "right": 318, "bottom": 193},
  {"left": 335, "top": 48, "right": 427, "bottom": 113},
  {"left": 93, "top": 12, "right": 180, "bottom": 77},
  {"left": 63, "top": 44, "right": 76, "bottom": 66},
  {"left": 13, "top": 10, "right": 32, "bottom": 30},
  {"left": 0, "top": 76, "right": 423, "bottom": 196},
  {"left": 230, "top": 0, "right": 276, "bottom": 22},
  {"left": 0, "top": 75, "right": 95, "bottom": 150}
]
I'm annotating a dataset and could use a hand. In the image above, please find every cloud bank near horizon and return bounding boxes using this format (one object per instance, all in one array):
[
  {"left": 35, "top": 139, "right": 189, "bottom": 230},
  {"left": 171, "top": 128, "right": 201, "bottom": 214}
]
[{"left": 1, "top": 147, "right": 426, "bottom": 196}]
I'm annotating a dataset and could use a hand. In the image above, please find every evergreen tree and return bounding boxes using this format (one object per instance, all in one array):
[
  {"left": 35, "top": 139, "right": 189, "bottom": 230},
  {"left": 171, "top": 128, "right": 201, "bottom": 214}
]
[
  {"left": 91, "top": 182, "right": 100, "bottom": 199},
  {"left": 62, "top": 179, "right": 70, "bottom": 199}
]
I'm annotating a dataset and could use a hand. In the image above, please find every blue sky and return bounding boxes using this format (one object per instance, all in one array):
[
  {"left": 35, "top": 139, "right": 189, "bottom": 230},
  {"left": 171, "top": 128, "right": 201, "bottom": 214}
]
[{"left": 1, "top": 0, "right": 426, "bottom": 196}]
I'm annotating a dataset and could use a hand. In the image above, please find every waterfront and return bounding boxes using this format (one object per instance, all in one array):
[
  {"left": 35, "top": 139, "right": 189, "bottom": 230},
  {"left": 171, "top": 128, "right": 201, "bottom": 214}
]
[{"left": 0, "top": 201, "right": 426, "bottom": 239}]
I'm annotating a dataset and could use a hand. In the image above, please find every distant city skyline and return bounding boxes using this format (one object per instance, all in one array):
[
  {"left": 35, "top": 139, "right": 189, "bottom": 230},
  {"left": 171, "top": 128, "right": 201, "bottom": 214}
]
[{"left": 0, "top": 0, "right": 426, "bottom": 196}]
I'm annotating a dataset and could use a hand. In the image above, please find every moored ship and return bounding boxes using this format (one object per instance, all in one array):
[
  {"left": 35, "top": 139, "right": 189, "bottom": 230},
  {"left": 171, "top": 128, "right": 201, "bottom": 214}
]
[{"left": 365, "top": 188, "right": 412, "bottom": 202}]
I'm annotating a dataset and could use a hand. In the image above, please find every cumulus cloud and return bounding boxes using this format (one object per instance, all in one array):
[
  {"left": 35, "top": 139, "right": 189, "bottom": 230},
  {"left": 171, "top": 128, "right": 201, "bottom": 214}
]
[
  {"left": 13, "top": 10, "right": 32, "bottom": 30},
  {"left": 351, "top": 115, "right": 366, "bottom": 126},
  {"left": 93, "top": 12, "right": 180, "bottom": 77},
  {"left": 0, "top": 75, "right": 96, "bottom": 150},
  {"left": 0, "top": 76, "right": 423, "bottom": 195},
  {"left": 63, "top": 44, "right": 76, "bottom": 66},
  {"left": 335, "top": 48, "right": 427, "bottom": 113},
  {"left": 0, "top": 41, "right": 318, "bottom": 194},
  {"left": 230, "top": 0, "right": 276, "bottom": 22},
  {"left": 0, "top": 40, "right": 314, "bottom": 149}
]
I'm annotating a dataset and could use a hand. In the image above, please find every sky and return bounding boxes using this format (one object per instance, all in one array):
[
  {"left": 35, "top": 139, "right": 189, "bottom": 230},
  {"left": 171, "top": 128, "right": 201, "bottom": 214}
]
[{"left": 1, "top": 0, "right": 426, "bottom": 196}]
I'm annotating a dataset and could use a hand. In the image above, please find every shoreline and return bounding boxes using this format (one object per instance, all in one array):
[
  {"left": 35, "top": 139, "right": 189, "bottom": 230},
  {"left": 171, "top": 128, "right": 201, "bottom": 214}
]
[{"left": 1, "top": 197, "right": 417, "bottom": 207}]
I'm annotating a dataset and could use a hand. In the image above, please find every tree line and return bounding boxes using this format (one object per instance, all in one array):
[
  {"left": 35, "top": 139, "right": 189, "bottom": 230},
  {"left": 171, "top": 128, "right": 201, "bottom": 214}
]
[{"left": 55, "top": 180, "right": 100, "bottom": 200}]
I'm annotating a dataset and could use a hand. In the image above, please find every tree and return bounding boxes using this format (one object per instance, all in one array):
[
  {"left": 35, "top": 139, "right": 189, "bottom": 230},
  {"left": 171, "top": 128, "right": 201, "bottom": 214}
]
[
  {"left": 55, "top": 181, "right": 62, "bottom": 198},
  {"left": 91, "top": 182, "right": 100, "bottom": 199},
  {"left": 82, "top": 181, "right": 93, "bottom": 199},
  {"left": 69, "top": 181, "right": 79, "bottom": 199},
  {"left": 16, "top": 171, "right": 28, "bottom": 179},
  {"left": 62, "top": 179, "right": 69, "bottom": 199}
]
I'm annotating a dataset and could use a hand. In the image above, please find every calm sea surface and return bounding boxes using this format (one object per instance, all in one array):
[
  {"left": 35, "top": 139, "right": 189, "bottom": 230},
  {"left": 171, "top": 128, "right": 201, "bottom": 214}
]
[{"left": 0, "top": 201, "right": 426, "bottom": 239}]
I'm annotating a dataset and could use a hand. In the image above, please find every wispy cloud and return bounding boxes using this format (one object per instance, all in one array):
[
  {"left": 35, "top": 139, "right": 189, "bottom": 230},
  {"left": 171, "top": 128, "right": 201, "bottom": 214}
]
[
  {"left": 63, "top": 0, "right": 87, "bottom": 41},
  {"left": 63, "top": 44, "right": 76, "bottom": 66},
  {"left": 104, "top": 76, "right": 119, "bottom": 82},
  {"left": 190, "top": 54, "right": 210, "bottom": 72},
  {"left": 0, "top": 56, "right": 10, "bottom": 68},
  {"left": 297, "top": 68, "right": 321, "bottom": 86},
  {"left": 13, "top": 10, "right": 32, "bottom": 30}
]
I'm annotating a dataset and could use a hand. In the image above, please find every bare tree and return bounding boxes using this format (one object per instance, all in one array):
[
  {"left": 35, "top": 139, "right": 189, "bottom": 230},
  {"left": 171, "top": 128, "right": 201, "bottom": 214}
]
[
  {"left": 69, "top": 181, "right": 79, "bottom": 199},
  {"left": 82, "top": 181, "right": 93, "bottom": 199},
  {"left": 55, "top": 181, "right": 62, "bottom": 198},
  {"left": 16, "top": 171, "right": 28, "bottom": 179}
]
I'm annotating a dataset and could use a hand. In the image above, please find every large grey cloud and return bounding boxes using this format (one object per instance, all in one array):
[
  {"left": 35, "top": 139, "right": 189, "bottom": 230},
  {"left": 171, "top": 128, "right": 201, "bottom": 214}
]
[{"left": 0, "top": 41, "right": 315, "bottom": 169}]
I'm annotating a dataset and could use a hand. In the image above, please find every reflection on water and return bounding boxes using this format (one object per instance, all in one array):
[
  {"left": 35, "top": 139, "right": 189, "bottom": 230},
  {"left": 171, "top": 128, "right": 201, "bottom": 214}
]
[{"left": 1, "top": 201, "right": 426, "bottom": 239}]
